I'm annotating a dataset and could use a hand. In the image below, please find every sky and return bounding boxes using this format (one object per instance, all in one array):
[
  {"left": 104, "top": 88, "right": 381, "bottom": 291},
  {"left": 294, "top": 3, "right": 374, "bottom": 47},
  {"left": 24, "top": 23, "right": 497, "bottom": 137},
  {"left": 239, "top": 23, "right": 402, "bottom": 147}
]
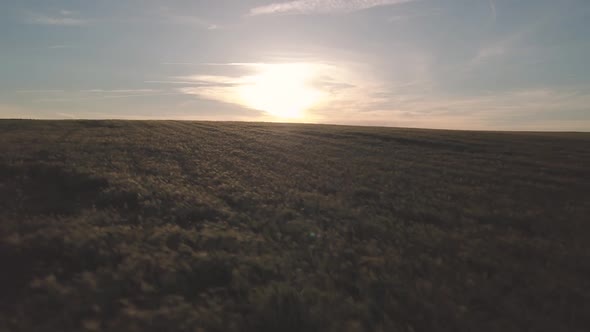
[{"left": 1, "top": 0, "right": 589, "bottom": 130}]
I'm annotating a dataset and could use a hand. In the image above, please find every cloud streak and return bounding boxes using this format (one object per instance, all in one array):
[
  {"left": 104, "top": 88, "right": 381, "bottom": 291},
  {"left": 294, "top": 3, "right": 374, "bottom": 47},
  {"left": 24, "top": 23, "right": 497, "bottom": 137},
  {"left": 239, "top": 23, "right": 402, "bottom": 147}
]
[
  {"left": 27, "top": 16, "right": 88, "bottom": 26},
  {"left": 15, "top": 88, "right": 181, "bottom": 103},
  {"left": 174, "top": 62, "right": 363, "bottom": 121},
  {"left": 249, "top": 0, "right": 415, "bottom": 16},
  {"left": 489, "top": 0, "right": 497, "bottom": 23},
  {"left": 34, "top": 92, "right": 183, "bottom": 103},
  {"left": 152, "top": 7, "right": 221, "bottom": 30},
  {"left": 388, "top": 8, "right": 441, "bottom": 23},
  {"left": 82, "top": 89, "right": 159, "bottom": 93},
  {"left": 312, "top": 86, "right": 590, "bottom": 131},
  {"left": 25, "top": 10, "right": 89, "bottom": 26}
]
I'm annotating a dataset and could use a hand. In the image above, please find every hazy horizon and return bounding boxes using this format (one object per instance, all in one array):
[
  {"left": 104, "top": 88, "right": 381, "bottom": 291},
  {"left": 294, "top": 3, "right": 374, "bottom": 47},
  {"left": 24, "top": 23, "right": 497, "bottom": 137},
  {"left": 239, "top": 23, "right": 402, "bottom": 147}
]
[{"left": 2, "top": 0, "right": 589, "bottom": 131}]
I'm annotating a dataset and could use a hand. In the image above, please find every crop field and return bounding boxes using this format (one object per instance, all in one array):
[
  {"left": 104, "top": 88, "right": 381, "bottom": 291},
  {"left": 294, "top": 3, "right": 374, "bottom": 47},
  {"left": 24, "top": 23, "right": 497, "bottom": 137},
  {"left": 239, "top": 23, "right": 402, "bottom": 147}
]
[{"left": 1, "top": 120, "right": 589, "bottom": 332}]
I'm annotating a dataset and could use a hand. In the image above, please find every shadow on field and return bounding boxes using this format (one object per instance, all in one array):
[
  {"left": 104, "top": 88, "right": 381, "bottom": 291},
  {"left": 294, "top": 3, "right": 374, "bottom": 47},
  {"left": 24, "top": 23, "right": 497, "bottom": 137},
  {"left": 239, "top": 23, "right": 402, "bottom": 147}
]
[{"left": 0, "top": 163, "right": 108, "bottom": 216}]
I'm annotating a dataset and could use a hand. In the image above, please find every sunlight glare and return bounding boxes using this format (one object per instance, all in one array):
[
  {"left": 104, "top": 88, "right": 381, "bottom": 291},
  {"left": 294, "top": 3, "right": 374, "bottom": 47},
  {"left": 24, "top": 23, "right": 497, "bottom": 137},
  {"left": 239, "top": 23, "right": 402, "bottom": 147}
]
[{"left": 238, "top": 63, "right": 324, "bottom": 119}]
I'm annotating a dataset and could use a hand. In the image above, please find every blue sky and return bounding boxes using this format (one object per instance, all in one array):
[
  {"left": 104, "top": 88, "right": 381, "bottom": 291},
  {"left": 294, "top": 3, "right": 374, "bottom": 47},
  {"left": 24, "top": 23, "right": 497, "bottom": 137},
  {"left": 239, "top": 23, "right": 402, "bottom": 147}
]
[{"left": 1, "top": 0, "right": 589, "bottom": 130}]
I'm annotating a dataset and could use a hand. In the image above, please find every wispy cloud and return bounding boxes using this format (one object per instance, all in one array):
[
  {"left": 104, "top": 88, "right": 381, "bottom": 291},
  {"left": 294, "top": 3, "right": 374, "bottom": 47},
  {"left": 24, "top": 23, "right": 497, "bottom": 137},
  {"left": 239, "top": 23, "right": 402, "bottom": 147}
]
[
  {"left": 160, "top": 63, "right": 259, "bottom": 66},
  {"left": 17, "top": 89, "right": 161, "bottom": 95},
  {"left": 471, "top": 44, "right": 507, "bottom": 65},
  {"left": 48, "top": 44, "right": 76, "bottom": 49},
  {"left": 34, "top": 92, "right": 183, "bottom": 103},
  {"left": 27, "top": 16, "right": 87, "bottom": 26},
  {"left": 165, "top": 15, "right": 219, "bottom": 29},
  {"left": 174, "top": 62, "right": 375, "bottom": 122},
  {"left": 18, "top": 88, "right": 183, "bottom": 103},
  {"left": 388, "top": 8, "right": 441, "bottom": 23},
  {"left": 145, "top": 80, "right": 212, "bottom": 85},
  {"left": 314, "top": 86, "right": 590, "bottom": 130},
  {"left": 489, "top": 0, "right": 497, "bottom": 23},
  {"left": 153, "top": 7, "right": 220, "bottom": 30},
  {"left": 25, "top": 10, "right": 89, "bottom": 26},
  {"left": 249, "top": 0, "right": 415, "bottom": 16},
  {"left": 469, "top": 27, "right": 531, "bottom": 67},
  {"left": 176, "top": 75, "right": 248, "bottom": 85},
  {"left": 82, "top": 89, "right": 159, "bottom": 93},
  {"left": 161, "top": 62, "right": 199, "bottom": 66},
  {"left": 16, "top": 89, "right": 66, "bottom": 93}
]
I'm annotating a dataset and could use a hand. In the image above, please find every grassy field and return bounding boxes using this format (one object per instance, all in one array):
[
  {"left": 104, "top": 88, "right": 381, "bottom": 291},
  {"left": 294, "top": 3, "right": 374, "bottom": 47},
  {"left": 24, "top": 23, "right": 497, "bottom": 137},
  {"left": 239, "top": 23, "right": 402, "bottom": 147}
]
[{"left": 1, "top": 120, "right": 589, "bottom": 332}]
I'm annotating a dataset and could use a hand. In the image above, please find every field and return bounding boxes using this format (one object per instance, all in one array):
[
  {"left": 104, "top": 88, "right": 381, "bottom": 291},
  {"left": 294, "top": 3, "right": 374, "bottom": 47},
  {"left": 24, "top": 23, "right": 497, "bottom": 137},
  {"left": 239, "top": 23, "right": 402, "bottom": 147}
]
[{"left": 1, "top": 120, "right": 589, "bottom": 332}]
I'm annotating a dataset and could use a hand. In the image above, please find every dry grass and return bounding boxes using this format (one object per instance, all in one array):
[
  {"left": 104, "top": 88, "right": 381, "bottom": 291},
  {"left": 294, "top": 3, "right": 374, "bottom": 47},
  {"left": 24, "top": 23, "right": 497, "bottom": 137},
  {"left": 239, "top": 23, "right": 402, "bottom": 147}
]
[{"left": 1, "top": 120, "right": 589, "bottom": 331}]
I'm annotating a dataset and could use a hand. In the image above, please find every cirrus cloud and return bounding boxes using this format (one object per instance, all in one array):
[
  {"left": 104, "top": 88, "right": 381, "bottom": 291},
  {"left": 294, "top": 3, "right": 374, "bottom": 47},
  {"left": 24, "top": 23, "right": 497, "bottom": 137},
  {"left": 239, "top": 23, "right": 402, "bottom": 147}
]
[
  {"left": 249, "top": 0, "right": 416, "bottom": 16},
  {"left": 24, "top": 10, "right": 90, "bottom": 26}
]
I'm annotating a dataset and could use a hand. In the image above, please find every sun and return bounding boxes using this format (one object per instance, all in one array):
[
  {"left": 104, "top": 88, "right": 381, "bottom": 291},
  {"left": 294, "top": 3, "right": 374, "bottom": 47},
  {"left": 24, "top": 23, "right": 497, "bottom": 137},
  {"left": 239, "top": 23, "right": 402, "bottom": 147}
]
[{"left": 238, "top": 63, "right": 324, "bottom": 119}]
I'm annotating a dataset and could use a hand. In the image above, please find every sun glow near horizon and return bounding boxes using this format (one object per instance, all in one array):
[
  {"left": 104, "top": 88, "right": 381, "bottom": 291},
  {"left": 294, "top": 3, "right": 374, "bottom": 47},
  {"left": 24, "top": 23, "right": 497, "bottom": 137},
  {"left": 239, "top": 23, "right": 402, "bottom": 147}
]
[
  {"left": 179, "top": 61, "right": 356, "bottom": 123},
  {"left": 238, "top": 63, "right": 325, "bottom": 119}
]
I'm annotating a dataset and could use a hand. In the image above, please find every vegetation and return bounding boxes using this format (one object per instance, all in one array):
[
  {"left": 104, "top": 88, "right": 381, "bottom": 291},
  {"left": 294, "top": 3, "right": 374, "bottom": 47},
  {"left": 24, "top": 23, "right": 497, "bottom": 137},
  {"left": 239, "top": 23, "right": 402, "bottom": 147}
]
[{"left": 1, "top": 120, "right": 589, "bottom": 332}]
